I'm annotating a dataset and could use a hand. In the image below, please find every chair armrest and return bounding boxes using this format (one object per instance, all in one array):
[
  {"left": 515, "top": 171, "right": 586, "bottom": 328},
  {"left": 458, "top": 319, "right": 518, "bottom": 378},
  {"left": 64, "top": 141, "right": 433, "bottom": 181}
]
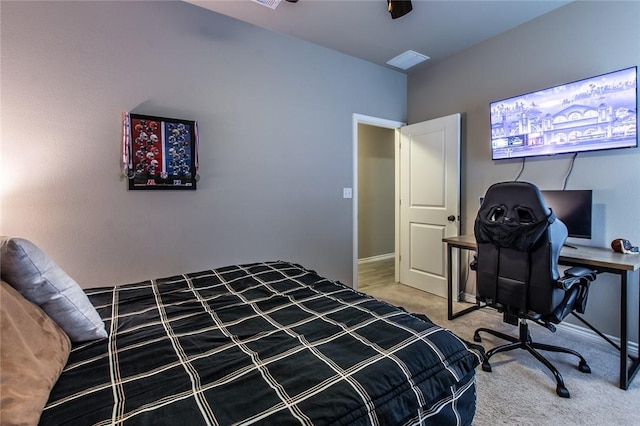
[
  {"left": 557, "top": 266, "right": 597, "bottom": 290},
  {"left": 554, "top": 267, "right": 597, "bottom": 316},
  {"left": 564, "top": 266, "right": 596, "bottom": 278}
]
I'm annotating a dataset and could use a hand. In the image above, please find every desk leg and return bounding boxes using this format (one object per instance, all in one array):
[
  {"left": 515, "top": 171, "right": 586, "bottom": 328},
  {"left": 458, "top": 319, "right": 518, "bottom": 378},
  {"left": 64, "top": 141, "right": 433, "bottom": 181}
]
[
  {"left": 447, "top": 243, "right": 482, "bottom": 320},
  {"left": 634, "top": 270, "right": 640, "bottom": 387},
  {"left": 447, "top": 243, "right": 454, "bottom": 320},
  {"left": 620, "top": 270, "right": 640, "bottom": 390},
  {"left": 620, "top": 271, "right": 629, "bottom": 390}
]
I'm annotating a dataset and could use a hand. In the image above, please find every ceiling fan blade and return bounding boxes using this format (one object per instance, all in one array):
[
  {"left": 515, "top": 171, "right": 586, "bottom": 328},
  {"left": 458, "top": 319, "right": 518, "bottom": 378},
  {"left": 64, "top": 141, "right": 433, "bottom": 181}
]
[{"left": 388, "top": 0, "right": 413, "bottom": 19}]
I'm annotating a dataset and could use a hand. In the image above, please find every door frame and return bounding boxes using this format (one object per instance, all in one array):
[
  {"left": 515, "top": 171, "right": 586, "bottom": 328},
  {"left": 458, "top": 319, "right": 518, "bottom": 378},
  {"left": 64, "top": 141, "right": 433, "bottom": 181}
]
[{"left": 352, "top": 114, "right": 405, "bottom": 290}]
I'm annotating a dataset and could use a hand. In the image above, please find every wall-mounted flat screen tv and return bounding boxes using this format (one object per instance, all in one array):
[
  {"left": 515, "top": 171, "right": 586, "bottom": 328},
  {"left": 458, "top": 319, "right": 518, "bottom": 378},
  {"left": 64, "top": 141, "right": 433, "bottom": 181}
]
[{"left": 491, "top": 66, "right": 638, "bottom": 160}]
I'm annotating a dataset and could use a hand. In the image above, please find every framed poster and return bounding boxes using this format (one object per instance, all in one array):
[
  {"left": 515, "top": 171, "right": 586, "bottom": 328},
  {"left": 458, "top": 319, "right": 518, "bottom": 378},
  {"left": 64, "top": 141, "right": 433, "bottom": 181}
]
[{"left": 123, "top": 113, "right": 198, "bottom": 190}]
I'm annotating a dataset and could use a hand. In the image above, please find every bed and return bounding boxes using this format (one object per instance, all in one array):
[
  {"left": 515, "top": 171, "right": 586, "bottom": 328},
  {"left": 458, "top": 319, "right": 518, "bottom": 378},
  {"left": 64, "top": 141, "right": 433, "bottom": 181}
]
[{"left": 0, "top": 237, "right": 483, "bottom": 426}]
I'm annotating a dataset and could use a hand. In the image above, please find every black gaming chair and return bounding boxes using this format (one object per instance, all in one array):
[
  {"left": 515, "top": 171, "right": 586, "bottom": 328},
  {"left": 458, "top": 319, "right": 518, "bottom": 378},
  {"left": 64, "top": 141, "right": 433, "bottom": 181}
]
[{"left": 471, "top": 181, "right": 597, "bottom": 398}]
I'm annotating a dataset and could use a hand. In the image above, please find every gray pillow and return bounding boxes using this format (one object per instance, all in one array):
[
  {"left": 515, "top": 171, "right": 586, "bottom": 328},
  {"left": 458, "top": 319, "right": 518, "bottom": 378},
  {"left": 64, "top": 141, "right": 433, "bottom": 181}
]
[{"left": 0, "top": 237, "right": 107, "bottom": 342}]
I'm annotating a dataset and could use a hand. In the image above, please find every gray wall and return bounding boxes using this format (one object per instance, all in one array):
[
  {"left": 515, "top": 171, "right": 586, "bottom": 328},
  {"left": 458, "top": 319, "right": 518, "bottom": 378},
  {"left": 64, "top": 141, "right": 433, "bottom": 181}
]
[
  {"left": 408, "top": 0, "right": 640, "bottom": 340},
  {"left": 0, "top": 1, "right": 406, "bottom": 287},
  {"left": 357, "top": 124, "right": 395, "bottom": 260}
]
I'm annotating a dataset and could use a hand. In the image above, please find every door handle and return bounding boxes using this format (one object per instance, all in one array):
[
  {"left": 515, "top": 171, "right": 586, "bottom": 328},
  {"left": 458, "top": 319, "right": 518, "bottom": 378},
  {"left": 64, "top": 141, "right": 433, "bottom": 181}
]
[{"left": 447, "top": 215, "right": 456, "bottom": 222}]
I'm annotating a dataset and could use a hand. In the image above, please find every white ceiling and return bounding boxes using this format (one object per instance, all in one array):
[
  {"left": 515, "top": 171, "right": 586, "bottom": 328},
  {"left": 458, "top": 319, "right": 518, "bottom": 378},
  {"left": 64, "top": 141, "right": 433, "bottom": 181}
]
[{"left": 186, "top": 0, "right": 572, "bottom": 72}]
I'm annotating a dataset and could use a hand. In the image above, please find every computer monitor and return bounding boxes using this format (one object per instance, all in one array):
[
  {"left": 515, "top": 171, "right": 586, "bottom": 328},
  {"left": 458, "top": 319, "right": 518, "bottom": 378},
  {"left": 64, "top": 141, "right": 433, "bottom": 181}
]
[{"left": 541, "top": 190, "right": 593, "bottom": 239}]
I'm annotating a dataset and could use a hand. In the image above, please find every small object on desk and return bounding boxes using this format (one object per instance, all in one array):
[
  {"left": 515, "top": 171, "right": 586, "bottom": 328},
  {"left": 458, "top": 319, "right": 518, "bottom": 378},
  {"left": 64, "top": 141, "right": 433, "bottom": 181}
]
[{"left": 611, "top": 238, "right": 639, "bottom": 254}]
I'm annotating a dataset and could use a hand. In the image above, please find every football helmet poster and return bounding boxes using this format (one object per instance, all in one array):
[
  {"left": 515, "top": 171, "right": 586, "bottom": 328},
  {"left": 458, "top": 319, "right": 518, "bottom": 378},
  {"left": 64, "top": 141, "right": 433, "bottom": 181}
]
[{"left": 122, "top": 113, "right": 198, "bottom": 190}]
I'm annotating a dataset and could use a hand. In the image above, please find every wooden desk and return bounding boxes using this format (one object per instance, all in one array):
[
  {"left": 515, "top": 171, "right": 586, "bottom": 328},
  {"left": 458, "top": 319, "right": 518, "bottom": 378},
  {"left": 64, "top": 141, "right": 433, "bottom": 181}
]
[{"left": 443, "top": 234, "right": 640, "bottom": 390}]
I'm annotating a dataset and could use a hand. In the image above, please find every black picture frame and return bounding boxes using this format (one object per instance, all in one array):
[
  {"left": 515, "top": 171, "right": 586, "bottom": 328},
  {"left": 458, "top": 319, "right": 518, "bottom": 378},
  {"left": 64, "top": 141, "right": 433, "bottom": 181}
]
[{"left": 125, "top": 113, "right": 198, "bottom": 190}]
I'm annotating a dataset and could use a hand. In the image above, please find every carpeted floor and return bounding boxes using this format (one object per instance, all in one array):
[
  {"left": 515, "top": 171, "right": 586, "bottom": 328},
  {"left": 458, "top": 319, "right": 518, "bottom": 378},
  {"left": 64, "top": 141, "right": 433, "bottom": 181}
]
[{"left": 360, "top": 281, "right": 640, "bottom": 426}]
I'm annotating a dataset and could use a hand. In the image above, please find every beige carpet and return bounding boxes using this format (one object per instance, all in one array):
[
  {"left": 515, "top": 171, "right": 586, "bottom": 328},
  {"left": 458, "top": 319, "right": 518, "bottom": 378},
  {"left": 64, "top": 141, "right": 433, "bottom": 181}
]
[{"left": 361, "top": 282, "right": 640, "bottom": 426}]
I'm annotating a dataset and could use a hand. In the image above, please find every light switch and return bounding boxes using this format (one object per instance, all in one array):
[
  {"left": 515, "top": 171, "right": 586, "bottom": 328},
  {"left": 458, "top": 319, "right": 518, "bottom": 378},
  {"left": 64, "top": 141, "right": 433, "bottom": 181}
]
[{"left": 343, "top": 188, "right": 353, "bottom": 199}]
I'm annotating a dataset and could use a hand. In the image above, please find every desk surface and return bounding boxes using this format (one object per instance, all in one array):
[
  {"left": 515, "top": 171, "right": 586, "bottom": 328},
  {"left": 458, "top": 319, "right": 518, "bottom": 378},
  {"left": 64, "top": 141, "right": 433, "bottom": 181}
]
[{"left": 443, "top": 234, "right": 640, "bottom": 272}]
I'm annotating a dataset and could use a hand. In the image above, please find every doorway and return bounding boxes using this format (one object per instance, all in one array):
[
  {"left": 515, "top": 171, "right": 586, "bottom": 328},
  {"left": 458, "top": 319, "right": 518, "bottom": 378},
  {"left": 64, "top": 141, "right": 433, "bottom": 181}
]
[
  {"left": 352, "top": 114, "right": 404, "bottom": 291},
  {"left": 352, "top": 113, "right": 461, "bottom": 297},
  {"left": 357, "top": 123, "right": 397, "bottom": 293}
]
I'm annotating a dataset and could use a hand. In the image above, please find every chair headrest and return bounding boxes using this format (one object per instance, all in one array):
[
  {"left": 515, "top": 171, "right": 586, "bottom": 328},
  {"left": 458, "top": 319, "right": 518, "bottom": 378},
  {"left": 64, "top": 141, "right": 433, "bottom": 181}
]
[
  {"left": 480, "top": 181, "right": 551, "bottom": 223},
  {"left": 475, "top": 181, "right": 557, "bottom": 251}
]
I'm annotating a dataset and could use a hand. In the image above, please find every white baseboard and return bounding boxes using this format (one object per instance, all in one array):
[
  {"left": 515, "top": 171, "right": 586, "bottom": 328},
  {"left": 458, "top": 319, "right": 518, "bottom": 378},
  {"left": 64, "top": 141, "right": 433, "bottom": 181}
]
[
  {"left": 358, "top": 253, "right": 395, "bottom": 264},
  {"left": 556, "top": 320, "right": 639, "bottom": 357}
]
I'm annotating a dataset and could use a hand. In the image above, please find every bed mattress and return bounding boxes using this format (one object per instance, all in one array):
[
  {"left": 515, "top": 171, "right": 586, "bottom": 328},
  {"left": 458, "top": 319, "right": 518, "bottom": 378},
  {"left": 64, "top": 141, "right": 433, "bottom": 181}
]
[{"left": 40, "top": 261, "right": 482, "bottom": 425}]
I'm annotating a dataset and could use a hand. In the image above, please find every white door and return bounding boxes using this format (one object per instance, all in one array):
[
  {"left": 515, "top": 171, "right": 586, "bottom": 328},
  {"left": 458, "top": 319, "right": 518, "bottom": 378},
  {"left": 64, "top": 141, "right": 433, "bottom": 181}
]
[{"left": 399, "top": 113, "right": 461, "bottom": 297}]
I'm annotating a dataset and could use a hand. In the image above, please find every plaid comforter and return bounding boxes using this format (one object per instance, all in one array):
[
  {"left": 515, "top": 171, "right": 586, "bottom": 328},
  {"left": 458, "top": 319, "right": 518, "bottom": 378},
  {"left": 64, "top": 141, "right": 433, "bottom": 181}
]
[{"left": 41, "top": 261, "right": 482, "bottom": 425}]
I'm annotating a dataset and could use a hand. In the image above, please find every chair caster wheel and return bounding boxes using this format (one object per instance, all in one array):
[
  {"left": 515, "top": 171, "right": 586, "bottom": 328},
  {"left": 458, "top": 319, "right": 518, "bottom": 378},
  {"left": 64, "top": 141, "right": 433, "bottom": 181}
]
[
  {"left": 481, "top": 361, "right": 492, "bottom": 372},
  {"left": 473, "top": 333, "right": 482, "bottom": 342},
  {"left": 556, "top": 385, "right": 570, "bottom": 398},
  {"left": 579, "top": 361, "right": 591, "bottom": 374}
]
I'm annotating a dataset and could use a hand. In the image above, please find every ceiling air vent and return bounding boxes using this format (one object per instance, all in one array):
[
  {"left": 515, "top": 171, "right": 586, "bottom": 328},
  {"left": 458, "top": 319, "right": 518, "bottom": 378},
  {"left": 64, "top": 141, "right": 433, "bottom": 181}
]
[{"left": 386, "top": 50, "right": 429, "bottom": 70}]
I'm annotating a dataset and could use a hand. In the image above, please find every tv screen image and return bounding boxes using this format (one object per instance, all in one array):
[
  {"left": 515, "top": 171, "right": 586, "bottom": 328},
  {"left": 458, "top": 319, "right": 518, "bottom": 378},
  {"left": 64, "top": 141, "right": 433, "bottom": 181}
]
[
  {"left": 541, "top": 190, "right": 593, "bottom": 239},
  {"left": 491, "top": 67, "right": 638, "bottom": 160}
]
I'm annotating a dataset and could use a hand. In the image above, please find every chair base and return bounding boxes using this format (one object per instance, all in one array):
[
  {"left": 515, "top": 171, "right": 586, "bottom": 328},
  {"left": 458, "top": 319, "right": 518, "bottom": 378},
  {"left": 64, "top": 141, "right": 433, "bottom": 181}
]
[{"left": 473, "top": 320, "right": 591, "bottom": 398}]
